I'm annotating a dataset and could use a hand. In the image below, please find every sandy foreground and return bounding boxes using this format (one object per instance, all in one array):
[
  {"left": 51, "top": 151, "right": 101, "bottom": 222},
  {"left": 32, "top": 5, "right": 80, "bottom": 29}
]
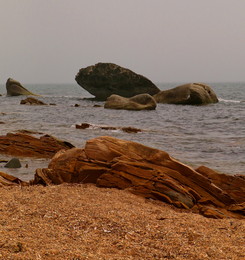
[{"left": 0, "top": 184, "right": 244, "bottom": 260}]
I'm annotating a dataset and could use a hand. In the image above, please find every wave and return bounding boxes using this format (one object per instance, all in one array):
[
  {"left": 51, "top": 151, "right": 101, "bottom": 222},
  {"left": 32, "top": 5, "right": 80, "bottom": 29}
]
[{"left": 218, "top": 98, "right": 241, "bottom": 103}]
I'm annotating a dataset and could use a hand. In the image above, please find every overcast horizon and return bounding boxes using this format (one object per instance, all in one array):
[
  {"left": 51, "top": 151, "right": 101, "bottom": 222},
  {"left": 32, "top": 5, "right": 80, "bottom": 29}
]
[{"left": 1, "top": 0, "right": 245, "bottom": 85}]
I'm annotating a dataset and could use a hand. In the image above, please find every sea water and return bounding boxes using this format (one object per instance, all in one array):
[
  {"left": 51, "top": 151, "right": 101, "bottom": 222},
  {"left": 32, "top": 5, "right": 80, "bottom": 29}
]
[{"left": 0, "top": 82, "right": 244, "bottom": 180}]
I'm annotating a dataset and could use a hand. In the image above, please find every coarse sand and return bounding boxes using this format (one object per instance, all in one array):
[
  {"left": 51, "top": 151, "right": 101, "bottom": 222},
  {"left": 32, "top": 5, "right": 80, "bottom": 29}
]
[{"left": 0, "top": 184, "right": 244, "bottom": 260}]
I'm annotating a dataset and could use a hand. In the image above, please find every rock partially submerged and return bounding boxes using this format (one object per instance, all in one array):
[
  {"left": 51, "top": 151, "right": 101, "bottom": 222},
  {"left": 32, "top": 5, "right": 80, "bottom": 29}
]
[
  {"left": 4, "top": 158, "right": 21, "bottom": 168},
  {"left": 32, "top": 136, "right": 244, "bottom": 219},
  {"left": 75, "top": 123, "right": 142, "bottom": 133},
  {"left": 0, "top": 133, "right": 74, "bottom": 158},
  {"left": 153, "top": 83, "right": 219, "bottom": 105},
  {"left": 6, "top": 78, "right": 39, "bottom": 96},
  {"left": 104, "top": 93, "right": 157, "bottom": 110},
  {"left": 20, "top": 97, "right": 47, "bottom": 105},
  {"left": 75, "top": 63, "right": 160, "bottom": 100}
]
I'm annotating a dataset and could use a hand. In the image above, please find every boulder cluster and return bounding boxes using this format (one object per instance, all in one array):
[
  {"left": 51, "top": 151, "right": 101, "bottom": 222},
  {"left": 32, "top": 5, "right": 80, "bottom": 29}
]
[
  {"left": 5, "top": 63, "right": 219, "bottom": 110},
  {"left": 75, "top": 62, "right": 219, "bottom": 109}
]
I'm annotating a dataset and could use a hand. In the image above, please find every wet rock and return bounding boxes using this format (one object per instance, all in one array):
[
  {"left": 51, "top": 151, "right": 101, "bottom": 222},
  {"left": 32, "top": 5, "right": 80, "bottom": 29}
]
[
  {"left": 75, "top": 63, "right": 160, "bottom": 100},
  {"left": 4, "top": 158, "right": 21, "bottom": 168},
  {"left": 104, "top": 93, "right": 157, "bottom": 110},
  {"left": 6, "top": 78, "right": 39, "bottom": 96},
  {"left": 33, "top": 136, "right": 244, "bottom": 219},
  {"left": 0, "top": 133, "right": 74, "bottom": 158},
  {"left": 20, "top": 97, "right": 47, "bottom": 105},
  {"left": 153, "top": 83, "right": 219, "bottom": 105}
]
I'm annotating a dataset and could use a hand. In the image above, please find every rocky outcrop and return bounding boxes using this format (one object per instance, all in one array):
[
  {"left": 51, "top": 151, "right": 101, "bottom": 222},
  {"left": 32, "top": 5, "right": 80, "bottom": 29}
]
[
  {"left": 20, "top": 97, "right": 47, "bottom": 105},
  {"left": 75, "top": 63, "right": 160, "bottom": 100},
  {"left": 104, "top": 93, "right": 157, "bottom": 110},
  {"left": 0, "top": 133, "right": 74, "bottom": 158},
  {"left": 33, "top": 136, "right": 245, "bottom": 219},
  {"left": 6, "top": 78, "right": 39, "bottom": 96},
  {"left": 0, "top": 171, "right": 27, "bottom": 186},
  {"left": 153, "top": 83, "right": 219, "bottom": 105}
]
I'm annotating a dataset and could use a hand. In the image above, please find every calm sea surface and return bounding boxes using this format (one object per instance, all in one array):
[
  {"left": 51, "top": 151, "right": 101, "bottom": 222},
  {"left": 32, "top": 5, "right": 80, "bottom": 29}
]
[{"left": 0, "top": 82, "right": 244, "bottom": 180}]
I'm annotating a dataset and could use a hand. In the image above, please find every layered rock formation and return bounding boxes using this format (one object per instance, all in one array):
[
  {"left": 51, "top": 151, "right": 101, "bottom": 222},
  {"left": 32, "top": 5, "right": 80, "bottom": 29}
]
[
  {"left": 153, "top": 83, "right": 219, "bottom": 105},
  {"left": 104, "top": 94, "right": 157, "bottom": 110},
  {"left": 6, "top": 78, "right": 39, "bottom": 96},
  {"left": 0, "top": 171, "right": 27, "bottom": 186},
  {"left": 0, "top": 133, "right": 74, "bottom": 158},
  {"left": 75, "top": 63, "right": 160, "bottom": 100},
  {"left": 33, "top": 136, "right": 245, "bottom": 219}
]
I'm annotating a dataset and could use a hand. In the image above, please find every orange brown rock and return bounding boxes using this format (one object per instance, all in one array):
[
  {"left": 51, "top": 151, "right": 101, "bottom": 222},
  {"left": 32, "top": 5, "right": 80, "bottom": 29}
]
[
  {"left": 33, "top": 136, "right": 245, "bottom": 219},
  {"left": 0, "top": 133, "right": 74, "bottom": 158}
]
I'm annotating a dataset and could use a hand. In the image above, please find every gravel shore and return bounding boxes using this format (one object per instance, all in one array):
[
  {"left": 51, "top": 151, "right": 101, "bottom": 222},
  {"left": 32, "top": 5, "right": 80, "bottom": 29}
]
[{"left": 0, "top": 184, "right": 244, "bottom": 259}]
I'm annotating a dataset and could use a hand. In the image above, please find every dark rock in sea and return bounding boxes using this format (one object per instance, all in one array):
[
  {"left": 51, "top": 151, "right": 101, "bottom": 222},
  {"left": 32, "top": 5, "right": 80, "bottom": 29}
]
[
  {"left": 4, "top": 158, "right": 21, "bottom": 168},
  {"left": 6, "top": 78, "right": 39, "bottom": 96},
  {"left": 153, "top": 83, "right": 219, "bottom": 105},
  {"left": 32, "top": 136, "right": 244, "bottom": 219},
  {"left": 76, "top": 123, "right": 90, "bottom": 129},
  {"left": 104, "top": 93, "right": 157, "bottom": 110},
  {"left": 20, "top": 97, "right": 47, "bottom": 105},
  {"left": 75, "top": 123, "right": 142, "bottom": 133},
  {"left": 75, "top": 63, "right": 160, "bottom": 100},
  {"left": 121, "top": 127, "right": 141, "bottom": 133},
  {"left": 0, "top": 133, "right": 74, "bottom": 158}
]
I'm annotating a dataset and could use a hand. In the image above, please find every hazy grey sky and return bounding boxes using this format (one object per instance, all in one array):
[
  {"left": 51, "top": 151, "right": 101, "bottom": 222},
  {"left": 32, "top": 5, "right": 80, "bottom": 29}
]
[{"left": 0, "top": 0, "right": 245, "bottom": 84}]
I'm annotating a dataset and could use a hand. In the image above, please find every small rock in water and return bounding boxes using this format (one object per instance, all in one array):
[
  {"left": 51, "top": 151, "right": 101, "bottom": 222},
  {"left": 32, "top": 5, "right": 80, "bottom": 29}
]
[
  {"left": 76, "top": 123, "right": 90, "bottom": 129},
  {"left": 4, "top": 158, "right": 22, "bottom": 168}
]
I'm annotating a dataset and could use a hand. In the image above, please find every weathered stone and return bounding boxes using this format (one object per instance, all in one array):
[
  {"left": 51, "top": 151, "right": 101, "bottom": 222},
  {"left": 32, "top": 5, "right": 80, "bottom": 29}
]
[
  {"left": 75, "top": 63, "right": 160, "bottom": 100},
  {"left": 196, "top": 166, "right": 245, "bottom": 204},
  {"left": 104, "top": 94, "right": 157, "bottom": 110},
  {"left": 6, "top": 78, "right": 39, "bottom": 96},
  {"left": 0, "top": 171, "right": 27, "bottom": 186},
  {"left": 153, "top": 83, "right": 219, "bottom": 105},
  {"left": 4, "top": 158, "right": 21, "bottom": 168},
  {"left": 20, "top": 97, "right": 47, "bottom": 105},
  {"left": 0, "top": 133, "right": 74, "bottom": 158},
  {"left": 33, "top": 136, "right": 244, "bottom": 219}
]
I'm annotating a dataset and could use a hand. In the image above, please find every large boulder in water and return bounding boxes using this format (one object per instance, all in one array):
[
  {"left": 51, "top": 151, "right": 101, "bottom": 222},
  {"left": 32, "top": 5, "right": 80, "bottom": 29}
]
[
  {"left": 75, "top": 63, "right": 160, "bottom": 100},
  {"left": 33, "top": 136, "right": 245, "bottom": 219},
  {"left": 104, "top": 93, "right": 157, "bottom": 110},
  {"left": 6, "top": 78, "right": 39, "bottom": 96},
  {"left": 153, "top": 83, "right": 219, "bottom": 105}
]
